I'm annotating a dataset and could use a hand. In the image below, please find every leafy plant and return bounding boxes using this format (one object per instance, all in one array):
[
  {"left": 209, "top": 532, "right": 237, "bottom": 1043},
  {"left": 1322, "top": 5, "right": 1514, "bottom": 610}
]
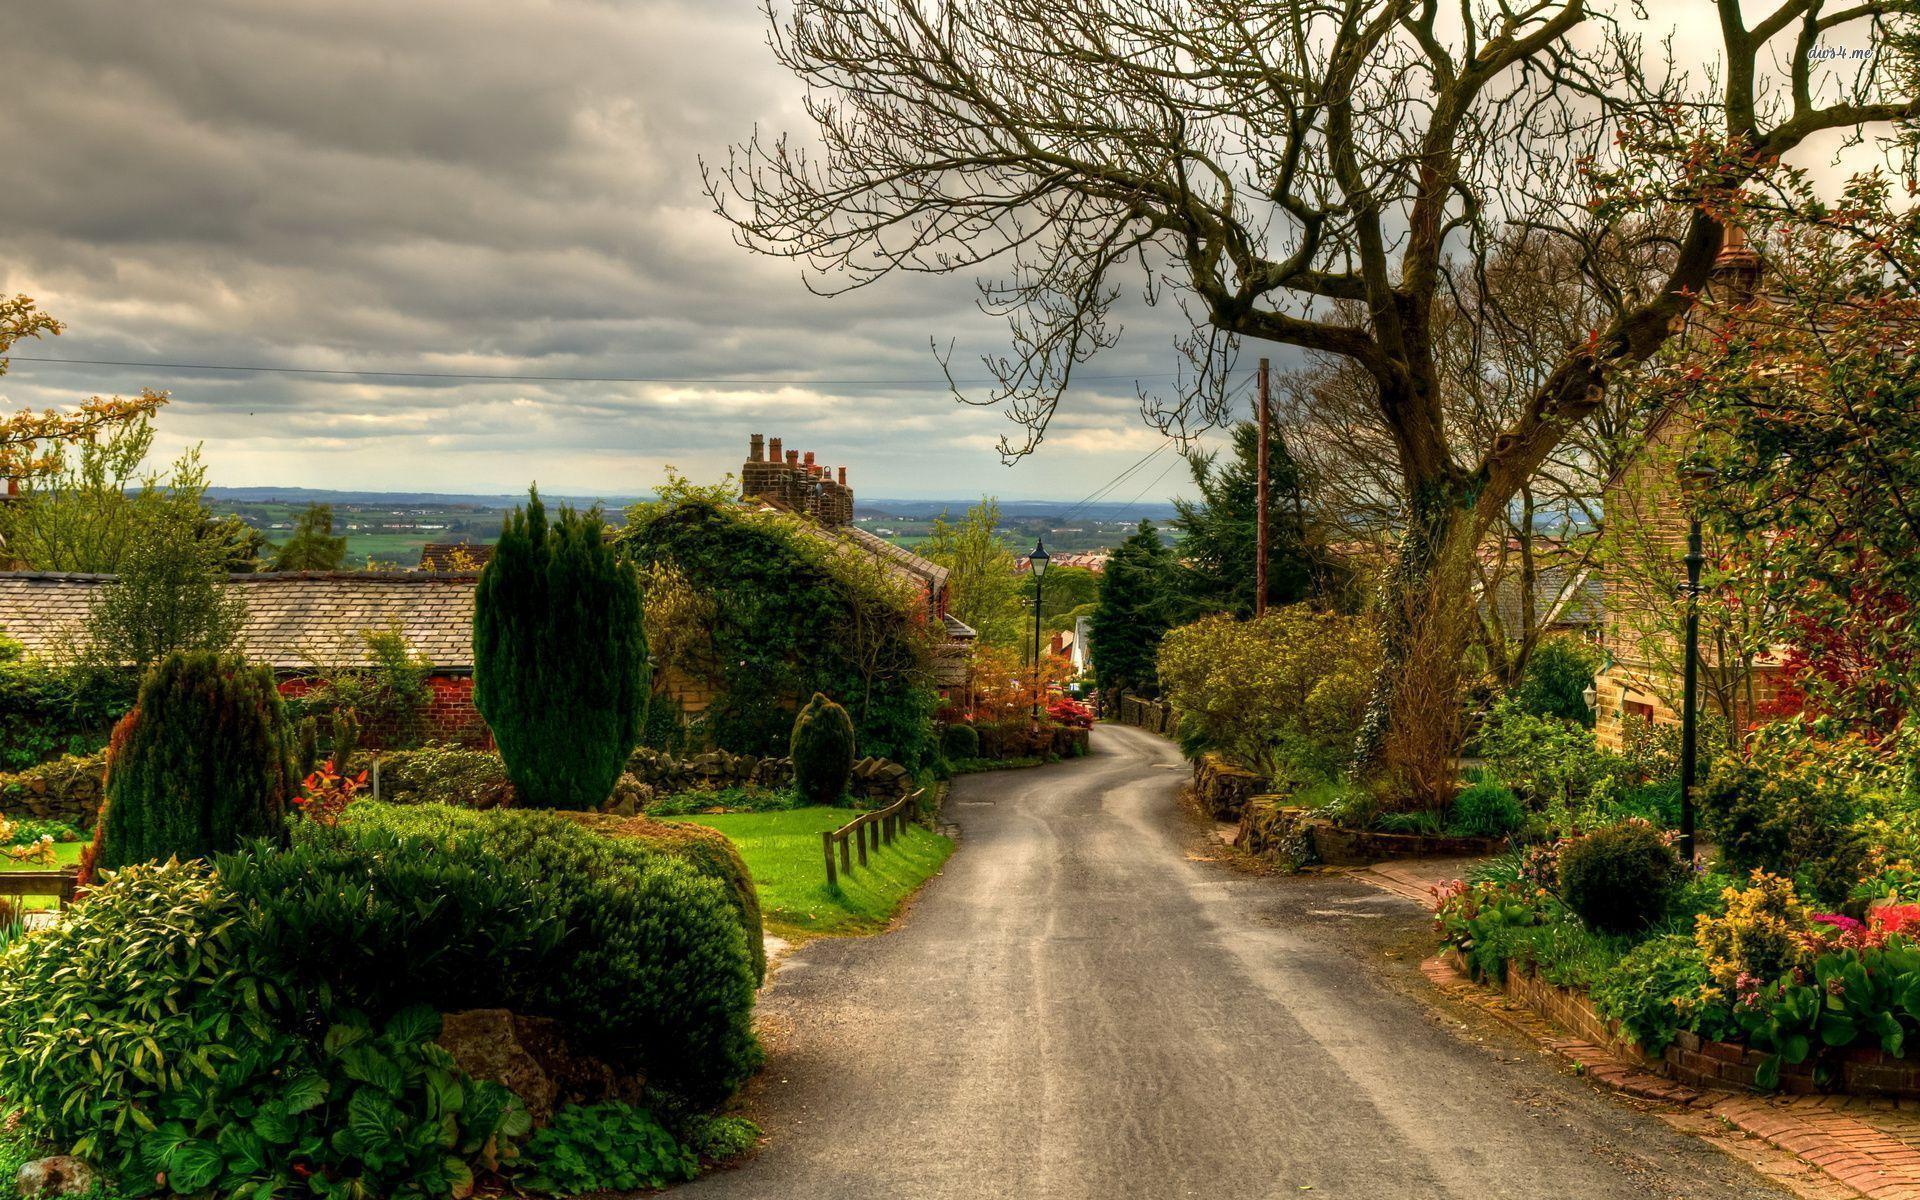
[
  {"left": 1591, "top": 934, "right": 1730, "bottom": 1053},
  {"left": 293, "top": 759, "right": 367, "bottom": 827},
  {"left": 1376, "top": 809, "right": 1445, "bottom": 836},
  {"left": 1515, "top": 635, "right": 1602, "bottom": 726},
  {"left": 93, "top": 651, "right": 293, "bottom": 871},
  {"left": 475, "top": 488, "right": 648, "bottom": 810},
  {"left": 0, "top": 637, "right": 136, "bottom": 771},
  {"left": 1699, "top": 746, "right": 1870, "bottom": 906},
  {"left": 1448, "top": 779, "right": 1525, "bottom": 839},
  {"left": 681, "top": 1114, "right": 761, "bottom": 1163},
  {"left": 1555, "top": 821, "right": 1684, "bottom": 934},
  {"left": 516, "top": 1104, "right": 697, "bottom": 1196},
  {"left": 940, "top": 722, "right": 980, "bottom": 761},
  {"left": 791, "top": 692, "right": 856, "bottom": 804}
]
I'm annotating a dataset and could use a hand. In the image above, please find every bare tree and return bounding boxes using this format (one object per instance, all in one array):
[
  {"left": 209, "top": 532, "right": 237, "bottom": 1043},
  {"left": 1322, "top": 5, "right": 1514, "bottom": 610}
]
[{"left": 708, "top": 0, "right": 1917, "bottom": 798}]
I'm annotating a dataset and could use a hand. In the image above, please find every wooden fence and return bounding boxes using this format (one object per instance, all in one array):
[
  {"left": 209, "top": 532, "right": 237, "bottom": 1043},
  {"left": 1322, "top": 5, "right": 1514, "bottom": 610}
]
[
  {"left": 822, "top": 790, "right": 922, "bottom": 890},
  {"left": 0, "top": 867, "right": 80, "bottom": 915}
]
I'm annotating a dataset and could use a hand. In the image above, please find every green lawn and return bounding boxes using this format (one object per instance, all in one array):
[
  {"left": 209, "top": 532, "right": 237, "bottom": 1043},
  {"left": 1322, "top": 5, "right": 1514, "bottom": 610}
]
[
  {"left": 0, "top": 841, "right": 84, "bottom": 910},
  {"left": 674, "top": 807, "right": 953, "bottom": 939}
]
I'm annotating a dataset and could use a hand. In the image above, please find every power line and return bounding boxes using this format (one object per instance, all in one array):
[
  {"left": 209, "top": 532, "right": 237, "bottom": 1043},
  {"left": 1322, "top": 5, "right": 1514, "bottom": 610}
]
[{"left": 5, "top": 353, "right": 1185, "bottom": 389}]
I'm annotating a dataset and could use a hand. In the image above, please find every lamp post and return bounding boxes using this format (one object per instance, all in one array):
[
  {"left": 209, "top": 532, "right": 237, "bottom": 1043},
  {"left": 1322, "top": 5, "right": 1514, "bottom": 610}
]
[
  {"left": 1676, "top": 465, "right": 1716, "bottom": 866},
  {"left": 1029, "top": 539, "right": 1050, "bottom": 724},
  {"left": 1678, "top": 518, "right": 1705, "bottom": 865}
]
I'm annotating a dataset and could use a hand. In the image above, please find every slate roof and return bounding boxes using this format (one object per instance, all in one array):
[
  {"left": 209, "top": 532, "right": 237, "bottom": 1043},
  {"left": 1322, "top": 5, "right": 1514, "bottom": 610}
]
[
  {"left": 1483, "top": 566, "right": 1604, "bottom": 633},
  {"left": 0, "top": 571, "right": 478, "bottom": 671}
]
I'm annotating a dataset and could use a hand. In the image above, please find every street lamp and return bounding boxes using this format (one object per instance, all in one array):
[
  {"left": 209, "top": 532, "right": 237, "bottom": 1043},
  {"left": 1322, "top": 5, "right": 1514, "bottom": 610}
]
[
  {"left": 1677, "top": 465, "right": 1718, "bottom": 865},
  {"left": 1029, "top": 539, "right": 1050, "bottom": 724}
]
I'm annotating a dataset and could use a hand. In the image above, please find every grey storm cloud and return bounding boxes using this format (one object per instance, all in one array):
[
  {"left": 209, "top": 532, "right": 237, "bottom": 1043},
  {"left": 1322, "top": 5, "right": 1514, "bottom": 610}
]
[{"left": 0, "top": 0, "right": 1215, "bottom": 500}]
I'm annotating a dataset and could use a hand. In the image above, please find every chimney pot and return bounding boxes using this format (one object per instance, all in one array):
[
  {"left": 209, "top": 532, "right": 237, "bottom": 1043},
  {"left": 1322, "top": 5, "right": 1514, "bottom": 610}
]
[
  {"left": 769, "top": 436, "right": 783, "bottom": 462},
  {"left": 837, "top": 466, "right": 847, "bottom": 486},
  {"left": 803, "top": 451, "right": 816, "bottom": 468},
  {"left": 786, "top": 450, "right": 799, "bottom": 466},
  {"left": 749, "top": 433, "right": 765, "bottom": 462}
]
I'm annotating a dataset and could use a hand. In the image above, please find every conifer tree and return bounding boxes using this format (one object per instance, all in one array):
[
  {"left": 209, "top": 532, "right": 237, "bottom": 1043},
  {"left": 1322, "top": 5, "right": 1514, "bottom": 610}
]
[
  {"left": 1171, "top": 421, "right": 1321, "bottom": 616},
  {"left": 95, "top": 651, "right": 293, "bottom": 870},
  {"left": 1089, "top": 520, "right": 1176, "bottom": 700},
  {"left": 473, "top": 488, "right": 647, "bottom": 810},
  {"left": 791, "top": 692, "right": 855, "bottom": 804}
]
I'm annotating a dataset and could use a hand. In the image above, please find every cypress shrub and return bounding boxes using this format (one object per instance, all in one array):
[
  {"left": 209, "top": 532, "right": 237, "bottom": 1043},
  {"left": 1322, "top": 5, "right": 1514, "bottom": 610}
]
[
  {"left": 95, "top": 651, "right": 293, "bottom": 870},
  {"left": 791, "top": 692, "right": 855, "bottom": 804},
  {"left": 1556, "top": 821, "right": 1684, "bottom": 934},
  {"left": 474, "top": 488, "right": 648, "bottom": 810}
]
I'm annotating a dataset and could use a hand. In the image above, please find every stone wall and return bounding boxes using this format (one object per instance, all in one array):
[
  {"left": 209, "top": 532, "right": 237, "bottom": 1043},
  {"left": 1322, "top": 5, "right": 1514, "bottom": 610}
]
[
  {"left": 0, "top": 752, "right": 107, "bottom": 830},
  {"left": 624, "top": 746, "right": 915, "bottom": 805},
  {"left": 1113, "top": 694, "right": 1179, "bottom": 737},
  {"left": 1188, "top": 753, "right": 1267, "bottom": 821}
]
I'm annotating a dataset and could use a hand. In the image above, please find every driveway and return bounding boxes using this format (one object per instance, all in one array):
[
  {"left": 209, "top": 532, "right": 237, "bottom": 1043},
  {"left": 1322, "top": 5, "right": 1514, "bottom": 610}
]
[{"left": 685, "top": 723, "right": 1788, "bottom": 1200}]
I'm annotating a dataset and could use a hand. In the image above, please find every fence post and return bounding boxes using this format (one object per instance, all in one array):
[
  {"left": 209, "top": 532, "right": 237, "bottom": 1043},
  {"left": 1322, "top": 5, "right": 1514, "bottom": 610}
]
[
  {"left": 372, "top": 756, "right": 382, "bottom": 803},
  {"left": 856, "top": 818, "right": 869, "bottom": 868},
  {"left": 822, "top": 830, "right": 838, "bottom": 890}
]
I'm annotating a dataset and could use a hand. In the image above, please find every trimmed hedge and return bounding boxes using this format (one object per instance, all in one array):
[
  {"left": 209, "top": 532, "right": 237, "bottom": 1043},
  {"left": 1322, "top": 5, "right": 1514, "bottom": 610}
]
[
  {"left": 791, "top": 693, "right": 855, "bottom": 805},
  {"left": 1557, "top": 822, "right": 1684, "bottom": 934},
  {"left": 301, "top": 804, "right": 762, "bottom": 1102}
]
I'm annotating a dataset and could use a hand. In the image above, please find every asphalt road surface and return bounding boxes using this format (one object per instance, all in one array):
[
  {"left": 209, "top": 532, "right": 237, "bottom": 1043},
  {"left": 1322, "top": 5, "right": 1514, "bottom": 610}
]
[{"left": 684, "top": 723, "right": 1788, "bottom": 1200}]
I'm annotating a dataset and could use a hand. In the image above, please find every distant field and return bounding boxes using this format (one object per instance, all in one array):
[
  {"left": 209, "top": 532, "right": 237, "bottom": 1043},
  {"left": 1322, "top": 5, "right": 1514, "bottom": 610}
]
[{"left": 216, "top": 500, "right": 504, "bottom": 568}]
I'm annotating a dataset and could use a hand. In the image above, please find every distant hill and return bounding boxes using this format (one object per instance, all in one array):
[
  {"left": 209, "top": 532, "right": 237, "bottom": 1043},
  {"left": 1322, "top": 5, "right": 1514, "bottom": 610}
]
[{"left": 205, "top": 488, "right": 1178, "bottom": 524}]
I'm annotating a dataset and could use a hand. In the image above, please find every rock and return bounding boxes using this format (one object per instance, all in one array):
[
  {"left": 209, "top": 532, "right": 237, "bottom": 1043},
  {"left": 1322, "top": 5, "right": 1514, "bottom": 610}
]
[
  {"left": 437, "top": 1009, "right": 640, "bottom": 1126},
  {"left": 17, "top": 1157, "right": 101, "bottom": 1197}
]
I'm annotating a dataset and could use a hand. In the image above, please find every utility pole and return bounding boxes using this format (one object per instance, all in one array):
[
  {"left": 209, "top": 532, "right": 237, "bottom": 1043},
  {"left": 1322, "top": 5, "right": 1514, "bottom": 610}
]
[{"left": 1255, "top": 357, "right": 1271, "bottom": 616}]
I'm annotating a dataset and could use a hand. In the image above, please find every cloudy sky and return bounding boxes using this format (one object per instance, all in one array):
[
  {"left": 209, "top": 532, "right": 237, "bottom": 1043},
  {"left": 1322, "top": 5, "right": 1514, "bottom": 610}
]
[{"left": 0, "top": 0, "right": 1222, "bottom": 502}]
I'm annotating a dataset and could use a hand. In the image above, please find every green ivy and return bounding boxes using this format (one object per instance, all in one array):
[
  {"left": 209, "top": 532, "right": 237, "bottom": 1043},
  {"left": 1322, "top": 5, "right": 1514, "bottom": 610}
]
[{"left": 516, "top": 1104, "right": 697, "bottom": 1196}]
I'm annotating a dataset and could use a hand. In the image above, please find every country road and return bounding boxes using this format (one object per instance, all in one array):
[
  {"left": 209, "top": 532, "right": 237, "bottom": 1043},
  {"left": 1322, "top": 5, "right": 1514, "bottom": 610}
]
[{"left": 684, "top": 723, "right": 1789, "bottom": 1200}]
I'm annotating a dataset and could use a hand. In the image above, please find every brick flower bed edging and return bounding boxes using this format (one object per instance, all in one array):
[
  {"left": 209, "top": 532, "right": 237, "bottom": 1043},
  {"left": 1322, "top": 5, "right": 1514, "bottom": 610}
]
[
  {"left": 1424, "top": 954, "right": 1920, "bottom": 1200},
  {"left": 1484, "top": 952, "right": 1920, "bottom": 1100}
]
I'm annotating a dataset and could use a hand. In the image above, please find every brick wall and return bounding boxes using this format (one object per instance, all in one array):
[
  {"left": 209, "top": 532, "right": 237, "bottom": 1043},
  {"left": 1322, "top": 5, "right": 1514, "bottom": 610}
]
[{"left": 276, "top": 672, "right": 490, "bottom": 749}]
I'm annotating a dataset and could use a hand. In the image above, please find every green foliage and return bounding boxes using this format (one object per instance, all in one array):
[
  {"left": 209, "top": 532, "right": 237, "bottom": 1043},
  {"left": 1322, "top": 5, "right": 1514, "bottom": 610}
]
[
  {"left": 1448, "top": 779, "right": 1525, "bottom": 838},
  {"left": 1592, "top": 935, "right": 1729, "bottom": 1053},
  {"left": 1475, "top": 699, "right": 1617, "bottom": 819},
  {"left": 1170, "top": 419, "right": 1324, "bottom": 616},
  {"left": 921, "top": 498, "right": 1024, "bottom": 647},
  {"left": 289, "top": 803, "right": 762, "bottom": 1099},
  {"left": 0, "top": 860, "right": 529, "bottom": 1199},
  {"left": 82, "top": 507, "right": 248, "bottom": 672},
  {"left": 286, "top": 629, "right": 436, "bottom": 751},
  {"left": 681, "top": 1114, "right": 761, "bottom": 1162},
  {"left": 644, "top": 785, "right": 797, "bottom": 816},
  {"left": 941, "top": 722, "right": 980, "bottom": 761},
  {"left": 516, "top": 1103, "right": 698, "bottom": 1196},
  {"left": 0, "top": 639, "right": 135, "bottom": 772},
  {"left": 269, "top": 503, "right": 347, "bottom": 572},
  {"left": 618, "top": 496, "right": 938, "bottom": 765},
  {"left": 1514, "top": 636, "right": 1602, "bottom": 726},
  {"left": 475, "top": 488, "right": 648, "bottom": 810},
  {"left": 96, "top": 652, "right": 293, "bottom": 870},
  {"left": 1375, "top": 809, "right": 1446, "bottom": 836},
  {"left": 372, "top": 743, "right": 516, "bottom": 808},
  {"left": 1699, "top": 747, "right": 1870, "bottom": 906},
  {"left": 1556, "top": 822, "right": 1684, "bottom": 934},
  {"left": 1156, "top": 606, "right": 1379, "bottom": 777},
  {"left": 1089, "top": 520, "right": 1178, "bottom": 698},
  {"left": 791, "top": 692, "right": 855, "bottom": 804}
]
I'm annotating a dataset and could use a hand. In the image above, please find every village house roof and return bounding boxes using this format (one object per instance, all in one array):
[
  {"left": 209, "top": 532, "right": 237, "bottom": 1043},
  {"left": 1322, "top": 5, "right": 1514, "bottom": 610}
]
[
  {"left": 0, "top": 571, "right": 479, "bottom": 671},
  {"left": 1481, "top": 566, "right": 1604, "bottom": 635}
]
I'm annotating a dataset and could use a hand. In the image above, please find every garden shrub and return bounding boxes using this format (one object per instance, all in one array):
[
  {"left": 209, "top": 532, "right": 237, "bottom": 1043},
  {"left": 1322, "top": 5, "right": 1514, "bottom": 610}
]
[
  {"left": 1695, "top": 870, "right": 1810, "bottom": 991},
  {"left": 791, "top": 692, "right": 855, "bottom": 804},
  {"left": 1699, "top": 747, "right": 1870, "bottom": 906},
  {"left": 516, "top": 1103, "right": 698, "bottom": 1196},
  {"left": 1448, "top": 779, "right": 1525, "bottom": 839},
  {"left": 1514, "top": 636, "right": 1602, "bottom": 726},
  {"left": 0, "top": 860, "right": 530, "bottom": 1198},
  {"left": 373, "top": 743, "right": 517, "bottom": 809},
  {"left": 1155, "top": 605, "right": 1379, "bottom": 776},
  {"left": 475, "top": 488, "right": 648, "bottom": 810},
  {"left": 1591, "top": 934, "right": 1731, "bottom": 1052},
  {"left": 284, "top": 628, "right": 437, "bottom": 751},
  {"left": 1555, "top": 821, "right": 1684, "bottom": 934},
  {"left": 941, "top": 722, "right": 980, "bottom": 761},
  {"left": 1476, "top": 699, "right": 1617, "bottom": 818},
  {"left": 0, "top": 637, "right": 135, "bottom": 772},
  {"left": 681, "top": 1114, "right": 761, "bottom": 1162},
  {"left": 94, "top": 651, "right": 293, "bottom": 871},
  {"left": 254, "top": 804, "right": 762, "bottom": 1101}
]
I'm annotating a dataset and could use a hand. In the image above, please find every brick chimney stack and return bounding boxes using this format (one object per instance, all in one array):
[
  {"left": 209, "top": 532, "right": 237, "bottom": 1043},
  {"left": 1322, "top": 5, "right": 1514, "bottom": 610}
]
[
  {"left": 837, "top": 466, "right": 846, "bottom": 487},
  {"left": 749, "top": 433, "right": 765, "bottom": 463},
  {"left": 1711, "top": 224, "right": 1762, "bottom": 307}
]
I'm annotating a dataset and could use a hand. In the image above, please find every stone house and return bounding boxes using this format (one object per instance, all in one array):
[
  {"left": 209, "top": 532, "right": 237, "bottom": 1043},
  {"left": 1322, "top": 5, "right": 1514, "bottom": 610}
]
[{"left": 1591, "top": 230, "right": 1787, "bottom": 751}]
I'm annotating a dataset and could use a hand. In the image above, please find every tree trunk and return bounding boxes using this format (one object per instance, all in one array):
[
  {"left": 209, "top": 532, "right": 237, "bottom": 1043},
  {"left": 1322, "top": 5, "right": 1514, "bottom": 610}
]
[{"left": 1352, "top": 476, "right": 1480, "bottom": 807}]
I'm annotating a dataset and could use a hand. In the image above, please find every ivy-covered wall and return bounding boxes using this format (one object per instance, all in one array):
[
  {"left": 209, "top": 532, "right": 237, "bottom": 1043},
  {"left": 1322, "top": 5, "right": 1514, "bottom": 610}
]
[{"left": 618, "top": 499, "right": 938, "bottom": 766}]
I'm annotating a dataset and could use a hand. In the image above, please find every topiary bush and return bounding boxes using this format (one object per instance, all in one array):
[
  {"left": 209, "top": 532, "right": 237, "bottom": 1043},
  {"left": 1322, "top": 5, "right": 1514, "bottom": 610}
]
[
  {"left": 791, "top": 692, "right": 855, "bottom": 805},
  {"left": 941, "top": 722, "right": 980, "bottom": 762},
  {"left": 94, "top": 650, "right": 293, "bottom": 871},
  {"left": 1447, "top": 779, "right": 1525, "bottom": 839},
  {"left": 372, "top": 743, "right": 517, "bottom": 809},
  {"left": 0, "top": 859, "right": 530, "bottom": 1198},
  {"left": 235, "top": 804, "right": 762, "bottom": 1104},
  {"left": 1555, "top": 821, "right": 1685, "bottom": 934},
  {"left": 475, "top": 488, "right": 648, "bottom": 810}
]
